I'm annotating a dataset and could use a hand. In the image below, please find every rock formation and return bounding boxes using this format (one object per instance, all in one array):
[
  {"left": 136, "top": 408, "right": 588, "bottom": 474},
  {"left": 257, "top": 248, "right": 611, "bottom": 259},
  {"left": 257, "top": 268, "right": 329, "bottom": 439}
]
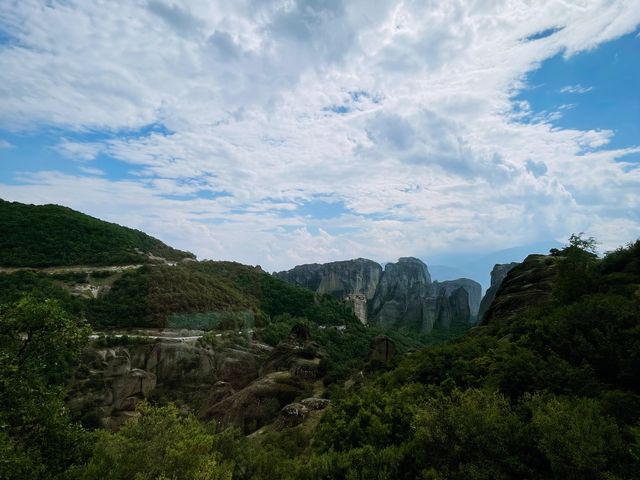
[
  {"left": 433, "top": 278, "right": 482, "bottom": 319},
  {"left": 68, "top": 336, "right": 264, "bottom": 429},
  {"left": 275, "top": 258, "right": 383, "bottom": 300},
  {"left": 276, "top": 257, "right": 482, "bottom": 332},
  {"left": 480, "top": 255, "right": 558, "bottom": 327},
  {"left": 369, "top": 257, "right": 440, "bottom": 332},
  {"left": 477, "top": 262, "right": 520, "bottom": 323},
  {"left": 434, "top": 286, "right": 471, "bottom": 329},
  {"left": 344, "top": 293, "right": 368, "bottom": 325}
]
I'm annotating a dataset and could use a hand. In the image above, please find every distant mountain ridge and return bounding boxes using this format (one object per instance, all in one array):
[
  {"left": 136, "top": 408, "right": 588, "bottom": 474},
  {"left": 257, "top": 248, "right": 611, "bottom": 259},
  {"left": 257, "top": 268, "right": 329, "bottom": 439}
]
[{"left": 0, "top": 199, "right": 195, "bottom": 267}]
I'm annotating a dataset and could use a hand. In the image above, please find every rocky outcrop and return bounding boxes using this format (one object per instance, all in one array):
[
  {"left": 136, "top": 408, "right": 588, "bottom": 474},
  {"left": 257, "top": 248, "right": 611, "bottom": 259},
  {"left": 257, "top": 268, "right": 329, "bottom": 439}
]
[
  {"left": 345, "top": 293, "right": 368, "bottom": 325},
  {"left": 202, "top": 371, "right": 309, "bottom": 433},
  {"left": 481, "top": 255, "right": 558, "bottom": 327},
  {"left": 201, "top": 325, "right": 327, "bottom": 433},
  {"left": 433, "top": 278, "right": 482, "bottom": 319},
  {"left": 68, "top": 347, "right": 157, "bottom": 429},
  {"left": 277, "top": 397, "right": 330, "bottom": 428},
  {"left": 277, "top": 257, "right": 482, "bottom": 333},
  {"left": 275, "top": 258, "right": 383, "bottom": 300},
  {"left": 370, "top": 257, "right": 435, "bottom": 331},
  {"left": 434, "top": 286, "right": 470, "bottom": 329},
  {"left": 478, "top": 262, "right": 520, "bottom": 323},
  {"left": 69, "top": 337, "right": 264, "bottom": 429}
]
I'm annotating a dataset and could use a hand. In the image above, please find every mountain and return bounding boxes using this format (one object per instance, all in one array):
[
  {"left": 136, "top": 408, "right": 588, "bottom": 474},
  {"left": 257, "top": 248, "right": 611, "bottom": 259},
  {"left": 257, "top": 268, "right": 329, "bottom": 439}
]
[
  {"left": 277, "top": 257, "right": 482, "bottom": 331},
  {"left": 0, "top": 199, "right": 195, "bottom": 267},
  {"left": 477, "top": 262, "right": 520, "bottom": 323},
  {"left": 274, "top": 258, "right": 383, "bottom": 301}
]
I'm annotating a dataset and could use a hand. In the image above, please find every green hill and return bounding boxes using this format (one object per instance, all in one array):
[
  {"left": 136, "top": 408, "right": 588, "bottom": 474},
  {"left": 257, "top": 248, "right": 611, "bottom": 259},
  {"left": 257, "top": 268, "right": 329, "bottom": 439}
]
[
  {"left": 85, "top": 260, "right": 358, "bottom": 330},
  {"left": 0, "top": 199, "right": 195, "bottom": 267}
]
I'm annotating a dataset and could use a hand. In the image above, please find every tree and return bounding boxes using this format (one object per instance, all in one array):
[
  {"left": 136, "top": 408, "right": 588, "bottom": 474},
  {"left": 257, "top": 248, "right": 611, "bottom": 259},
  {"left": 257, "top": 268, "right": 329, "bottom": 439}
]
[
  {"left": 79, "top": 403, "right": 233, "bottom": 480},
  {"left": 554, "top": 233, "right": 599, "bottom": 303},
  {"left": 529, "top": 396, "right": 627, "bottom": 480},
  {"left": 0, "top": 296, "right": 91, "bottom": 479}
]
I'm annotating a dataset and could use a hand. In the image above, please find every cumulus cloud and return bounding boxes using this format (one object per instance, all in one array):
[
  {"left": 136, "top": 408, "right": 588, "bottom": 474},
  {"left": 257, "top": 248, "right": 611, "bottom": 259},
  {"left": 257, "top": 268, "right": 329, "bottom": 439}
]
[{"left": 0, "top": 0, "right": 639, "bottom": 269}]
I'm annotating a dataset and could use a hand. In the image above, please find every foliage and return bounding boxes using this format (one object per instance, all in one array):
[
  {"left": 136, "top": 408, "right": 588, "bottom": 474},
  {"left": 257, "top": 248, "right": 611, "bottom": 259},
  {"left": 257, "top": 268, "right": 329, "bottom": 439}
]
[
  {"left": 87, "top": 262, "right": 358, "bottom": 330},
  {"left": 553, "top": 233, "right": 599, "bottom": 303},
  {"left": 0, "top": 296, "right": 91, "bottom": 479},
  {"left": 0, "top": 199, "right": 194, "bottom": 267},
  {"left": 0, "top": 270, "right": 85, "bottom": 316},
  {"left": 77, "top": 403, "right": 232, "bottom": 480}
]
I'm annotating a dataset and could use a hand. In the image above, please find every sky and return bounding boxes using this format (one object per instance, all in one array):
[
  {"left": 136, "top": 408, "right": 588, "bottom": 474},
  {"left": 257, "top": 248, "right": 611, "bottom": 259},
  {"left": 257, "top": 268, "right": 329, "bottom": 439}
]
[{"left": 1, "top": 0, "right": 639, "bottom": 287}]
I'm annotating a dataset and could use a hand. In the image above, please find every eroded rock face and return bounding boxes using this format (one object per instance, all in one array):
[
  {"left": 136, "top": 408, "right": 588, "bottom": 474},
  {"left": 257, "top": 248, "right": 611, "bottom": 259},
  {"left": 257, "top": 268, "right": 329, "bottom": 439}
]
[
  {"left": 370, "top": 257, "right": 435, "bottom": 331},
  {"left": 345, "top": 293, "right": 368, "bottom": 325},
  {"left": 300, "top": 397, "right": 330, "bottom": 410},
  {"left": 201, "top": 371, "right": 308, "bottom": 433},
  {"left": 478, "top": 262, "right": 520, "bottom": 323},
  {"left": 201, "top": 325, "right": 327, "bottom": 433},
  {"left": 275, "top": 258, "right": 383, "bottom": 300},
  {"left": 279, "top": 402, "right": 310, "bottom": 427},
  {"left": 68, "top": 347, "right": 157, "bottom": 429},
  {"left": 481, "top": 255, "right": 558, "bottom": 327},
  {"left": 69, "top": 339, "right": 262, "bottom": 429},
  {"left": 277, "top": 256, "right": 482, "bottom": 333},
  {"left": 434, "top": 286, "right": 471, "bottom": 329},
  {"left": 434, "top": 278, "right": 482, "bottom": 319}
]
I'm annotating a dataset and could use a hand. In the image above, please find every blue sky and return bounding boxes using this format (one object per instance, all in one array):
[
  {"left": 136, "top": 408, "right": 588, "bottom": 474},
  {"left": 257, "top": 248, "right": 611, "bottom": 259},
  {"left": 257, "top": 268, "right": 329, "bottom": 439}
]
[
  {"left": 516, "top": 30, "right": 639, "bottom": 152},
  {"left": 0, "top": 1, "right": 639, "bottom": 288}
]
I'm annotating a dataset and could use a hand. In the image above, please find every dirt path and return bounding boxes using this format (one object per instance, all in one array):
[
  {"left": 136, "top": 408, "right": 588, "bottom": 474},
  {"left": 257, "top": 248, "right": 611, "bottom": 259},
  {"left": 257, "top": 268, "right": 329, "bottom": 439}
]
[{"left": 0, "top": 264, "right": 145, "bottom": 274}]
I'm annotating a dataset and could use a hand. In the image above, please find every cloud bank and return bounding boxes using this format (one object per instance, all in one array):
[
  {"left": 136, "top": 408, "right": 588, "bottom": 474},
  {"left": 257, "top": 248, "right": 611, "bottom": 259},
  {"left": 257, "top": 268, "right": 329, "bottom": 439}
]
[{"left": 1, "top": 0, "right": 639, "bottom": 271}]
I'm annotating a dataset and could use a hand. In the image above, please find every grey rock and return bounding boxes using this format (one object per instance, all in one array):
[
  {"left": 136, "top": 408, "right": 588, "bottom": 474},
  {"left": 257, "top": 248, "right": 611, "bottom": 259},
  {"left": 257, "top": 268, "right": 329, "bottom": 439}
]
[
  {"left": 481, "top": 255, "right": 558, "bottom": 327},
  {"left": 300, "top": 397, "right": 330, "bottom": 410},
  {"left": 275, "top": 258, "right": 383, "bottom": 300},
  {"left": 370, "top": 257, "right": 434, "bottom": 332},
  {"left": 433, "top": 278, "right": 482, "bottom": 319},
  {"left": 478, "top": 262, "right": 520, "bottom": 323},
  {"left": 277, "top": 256, "right": 481, "bottom": 333}
]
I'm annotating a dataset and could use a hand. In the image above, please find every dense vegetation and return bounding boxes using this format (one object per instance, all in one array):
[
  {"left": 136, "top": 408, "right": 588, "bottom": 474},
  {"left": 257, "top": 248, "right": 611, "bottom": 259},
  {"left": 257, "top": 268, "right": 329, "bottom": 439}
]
[
  {"left": 1, "top": 233, "right": 639, "bottom": 479},
  {"left": 0, "top": 200, "right": 194, "bottom": 267},
  {"left": 86, "top": 261, "right": 359, "bottom": 330}
]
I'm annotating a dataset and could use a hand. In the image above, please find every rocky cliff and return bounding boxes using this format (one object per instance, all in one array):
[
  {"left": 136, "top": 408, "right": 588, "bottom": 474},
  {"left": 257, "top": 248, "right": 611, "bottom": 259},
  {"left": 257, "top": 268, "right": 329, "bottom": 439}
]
[
  {"left": 477, "top": 262, "right": 520, "bottom": 323},
  {"left": 69, "top": 326, "right": 329, "bottom": 433},
  {"left": 277, "top": 257, "right": 481, "bottom": 332},
  {"left": 369, "top": 257, "right": 435, "bottom": 332},
  {"left": 433, "top": 278, "right": 482, "bottom": 319},
  {"left": 275, "top": 258, "right": 382, "bottom": 300},
  {"left": 480, "top": 254, "right": 558, "bottom": 327}
]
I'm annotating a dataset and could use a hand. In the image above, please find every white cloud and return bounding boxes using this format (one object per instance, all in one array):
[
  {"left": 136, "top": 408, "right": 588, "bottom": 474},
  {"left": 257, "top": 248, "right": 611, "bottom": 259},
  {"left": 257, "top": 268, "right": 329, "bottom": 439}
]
[
  {"left": 560, "top": 84, "right": 594, "bottom": 94},
  {"left": 0, "top": 0, "right": 639, "bottom": 271},
  {"left": 0, "top": 139, "right": 14, "bottom": 149},
  {"left": 55, "top": 139, "right": 103, "bottom": 161}
]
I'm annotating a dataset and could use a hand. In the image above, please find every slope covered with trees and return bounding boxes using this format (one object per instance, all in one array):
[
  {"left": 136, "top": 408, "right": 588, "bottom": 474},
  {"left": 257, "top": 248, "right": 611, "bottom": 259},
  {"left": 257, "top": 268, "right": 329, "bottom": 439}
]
[{"left": 0, "top": 200, "right": 195, "bottom": 267}]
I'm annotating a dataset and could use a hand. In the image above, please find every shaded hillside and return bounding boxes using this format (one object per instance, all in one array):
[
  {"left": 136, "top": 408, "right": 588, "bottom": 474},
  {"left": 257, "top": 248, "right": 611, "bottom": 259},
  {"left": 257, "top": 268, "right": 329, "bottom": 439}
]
[
  {"left": 0, "top": 200, "right": 195, "bottom": 267},
  {"left": 86, "top": 261, "right": 357, "bottom": 330}
]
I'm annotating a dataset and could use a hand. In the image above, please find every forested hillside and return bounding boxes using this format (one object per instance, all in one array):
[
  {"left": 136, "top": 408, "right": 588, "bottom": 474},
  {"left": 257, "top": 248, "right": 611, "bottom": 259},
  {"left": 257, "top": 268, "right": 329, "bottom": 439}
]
[{"left": 0, "top": 200, "right": 195, "bottom": 267}]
